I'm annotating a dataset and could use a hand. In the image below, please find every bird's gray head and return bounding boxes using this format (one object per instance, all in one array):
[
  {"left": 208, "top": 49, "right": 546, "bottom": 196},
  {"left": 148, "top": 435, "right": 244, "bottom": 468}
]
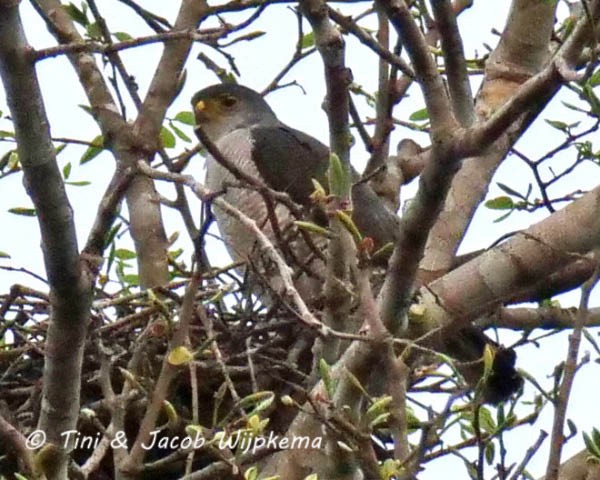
[{"left": 191, "top": 84, "right": 279, "bottom": 142}]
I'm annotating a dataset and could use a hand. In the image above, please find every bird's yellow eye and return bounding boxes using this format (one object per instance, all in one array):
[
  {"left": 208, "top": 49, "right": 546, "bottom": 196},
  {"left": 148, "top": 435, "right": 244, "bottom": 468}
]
[{"left": 219, "top": 94, "right": 238, "bottom": 107}]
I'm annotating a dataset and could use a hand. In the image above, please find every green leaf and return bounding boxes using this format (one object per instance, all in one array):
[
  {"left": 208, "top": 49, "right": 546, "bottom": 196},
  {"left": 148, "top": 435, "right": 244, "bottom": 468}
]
[
  {"left": 162, "top": 400, "right": 179, "bottom": 428},
  {"left": 244, "top": 466, "right": 259, "bottom": 480},
  {"left": 583, "top": 84, "right": 600, "bottom": 116},
  {"left": 104, "top": 222, "right": 121, "bottom": 249},
  {"left": 55, "top": 144, "right": 67, "bottom": 155},
  {"left": 170, "top": 123, "right": 191, "bottom": 143},
  {"left": 168, "top": 346, "right": 194, "bottom": 366},
  {"left": 319, "top": 358, "right": 335, "bottom": 398},
  {"left": 8, "top": 207, "right": 36, "bottom": 217},
  {"left": 380, "top": 459, "right": 400, "bottom": 480},
  {"left": 122, "top": 274, "right": 139, "bottom": 286},
  {"left": 369, "top": 412, "right": 390, "bottom": 428},
  {"left": 482, "top": 344, "right": 495, "bottom": 379},
  {"left": 168, "top": 248, "right": 183, "bottom": 260},
  {"left": 114, "top": 248, "right": 136, "bottom": 260},
  {"left": 409, "top": 108, "right": 429, "bottom": 121},
  {"left": 239, "top": 391, "right": 275, "bottom": 415},
  {"left": 7, "top": 151, "right": 19, "bottom": 170},
  {"left": 64, "top": 3, "right": 89, "bottom": 26},
  {"left": 327, "top": 153, "right": 351, "bottom": 197},
  {"left": 0, "top": 150, "right": 19, "bottom": 170},
  {"left": 86, "top": 22, "right": 102, "bottom": 40},
  {"left": 477, "top": 406, "right": 497, "bottom": 434},
  {"left": 485, "top": 196, "right": 514, "bottom": 210},
  {"left": 592, "top": 427, "right": 600, "bottom": 448},
  {"left": 485, "top": 441, "right": 495, "bottom": 465},
  {"left": 545, "top": 119, "right": 568, "bottom": 132},
  {"left": 561, "top": 100, "right": 587, "bottom": 113},
  {"left": 80, "top": 135, "right": 104, "bottom": 165},
  {"left": 160, "top": 126, "right": 176, "bottom": 149},
  {"left": 79, "top": 104, "right": 94, "bottom": 117},
  {"left": 293, "top": 221, "right": 332, "bottom": 238},
  {"left": 584, "top": 430, "right": 600, "bottom": 460},
  {"left": 589, "top": 69, "right": 600, "bottom": 87},
  {"left": 174, "top": 111, "right": 195, "bottom": 126},
  {"left": 63, "top": 162, "right": 71, "bottom": 179},
  {"left": 0, "top": 130, "right": 15, "bottom": 138},
  {"left": 0, "top": 251, "right": 11, "bottom": 258},
  {"left": 366, "top": 396, "right": 392, "bottom": 421},
  {"left": 335, "top": 210, "right": 362, "bottom": 244},
  {"left": 65, "top": 180, "right": 91, "bottom": 186},
  {"left": 113, "top": 31, "right": 132, "bottom": 42},
  {"left": 301, "top": 31, "right": 315, "bottom": 49},
  {"left": 493, "top": 210, "right": 513, "bottom": 223},
  {"left": 497, "top": 182, "right": 528, "bottom": 200}
]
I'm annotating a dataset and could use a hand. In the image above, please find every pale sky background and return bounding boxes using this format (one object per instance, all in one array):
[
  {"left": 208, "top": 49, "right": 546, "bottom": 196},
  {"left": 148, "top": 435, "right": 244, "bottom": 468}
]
[{"left": 1, "top": 1, "right": 599, "bottom": 478}]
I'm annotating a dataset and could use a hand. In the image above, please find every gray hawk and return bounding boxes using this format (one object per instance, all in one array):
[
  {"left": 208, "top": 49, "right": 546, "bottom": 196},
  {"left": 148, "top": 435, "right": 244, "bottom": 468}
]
[{"left": 191, "top": 83, "right": 521, "bottom": 403}]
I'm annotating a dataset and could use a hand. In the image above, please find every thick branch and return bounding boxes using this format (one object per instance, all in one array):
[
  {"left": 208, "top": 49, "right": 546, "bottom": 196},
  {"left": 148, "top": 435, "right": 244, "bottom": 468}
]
[
  {"left": 420, "top": 0, "right": 560, "bottom": 281},
  {"left": 0, "top": 3, "right": 92, "bottom": 478},
  {"left": 377, "top": 0, "right": 456, "bottom": 131},
  {"left": 418, "top": 185, "right": 600, "bottom": 333},
  {"left": 32, "top": 0, "right": 170, "bottom": 288}
]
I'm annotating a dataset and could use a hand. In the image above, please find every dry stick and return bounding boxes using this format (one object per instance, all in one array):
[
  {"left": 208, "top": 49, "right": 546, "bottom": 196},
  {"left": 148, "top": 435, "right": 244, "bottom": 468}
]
[
  {"left": 81, "top": 349, "right": 127, "bottom": 477},
  {"left": 117, "top": 0, "right": 172, "bottom": 30},
  {"left": 262, "top": 8, "right": 315, "bottom": 95},
  {"left": 34, "top": 28, "right": 222, "bottom": 60},
  {"left": 509, "top": 430, "right": 548, "bottom": 480},
  {"left": 0, "top": 414, "right": 35, "bottom": 477},
  {"left": 327, "top": 6, "right": 414, "bottom": 78},
  {"left": 367, "top": 9, "right": 393, "bottom": 172},
  {"left": 122, "top": 272, "right": 200, "bottom": 473},
  {"left": 197, "top": 302, "right": 243, "bottom": 409},
  {"left": 544, "top": 254, "right": 600, "bottom": 480},
  {"left": 83, "top": 164, "right": 136, "bottom": 257},
  {"left": 87, "top": 0, "right": 143, "bottom": 111},
  {"left": 387, "top": 354, "right": 410, "bottom": 462},
  {"left": 185, "top": 359, "right": 199, "bottom": 476}
]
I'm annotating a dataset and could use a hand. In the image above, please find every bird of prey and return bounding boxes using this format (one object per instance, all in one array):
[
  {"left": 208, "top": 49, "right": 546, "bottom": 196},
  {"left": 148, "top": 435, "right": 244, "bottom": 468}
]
[
  {"left": 191, "top": 83, "right": 521, "bottom": 403},
  {"left": 191, "top": 83, "right": 398, "bottom": 300}
]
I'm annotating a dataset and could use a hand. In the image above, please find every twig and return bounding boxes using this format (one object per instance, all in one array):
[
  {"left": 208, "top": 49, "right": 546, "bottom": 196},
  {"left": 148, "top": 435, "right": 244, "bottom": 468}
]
[
  {"left": 544, "top": 252, "right": 600, "bottom": 480},
  {"left": 508, "top": 430, "right": 548, "bottom": 480}
]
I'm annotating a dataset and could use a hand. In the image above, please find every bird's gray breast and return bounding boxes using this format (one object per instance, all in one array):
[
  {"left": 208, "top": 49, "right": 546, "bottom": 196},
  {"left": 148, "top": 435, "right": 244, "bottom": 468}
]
[
  {"left": 206, "top": 129, "right": 270, "bottom": 260},
  {"left": 205, "top": 128, "right": 325, "bottom": 300}
]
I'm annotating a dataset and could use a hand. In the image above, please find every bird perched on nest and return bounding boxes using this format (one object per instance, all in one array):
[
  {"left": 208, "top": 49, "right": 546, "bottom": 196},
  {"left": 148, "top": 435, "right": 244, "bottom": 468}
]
[
  {"left": 191, "top": 83, "right": 398, "bottom": 301},
  {"left": 191, "top": 83, "right": 521, "bottom": 403}
]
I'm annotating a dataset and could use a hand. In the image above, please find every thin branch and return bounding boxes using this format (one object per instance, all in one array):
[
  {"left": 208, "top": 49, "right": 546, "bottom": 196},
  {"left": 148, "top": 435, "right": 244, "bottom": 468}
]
[
  {"left": 327, "top": 6, "right": 414, "bottom": 78},
  {"left": 545, "top": 254, "right": 600, "bottom": 480},
  {"left": 123, "top": 271, "right": 200, "bottom": 472},
  {"left": 431, "top": 0, "right": 474, "bottom": 126}
]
